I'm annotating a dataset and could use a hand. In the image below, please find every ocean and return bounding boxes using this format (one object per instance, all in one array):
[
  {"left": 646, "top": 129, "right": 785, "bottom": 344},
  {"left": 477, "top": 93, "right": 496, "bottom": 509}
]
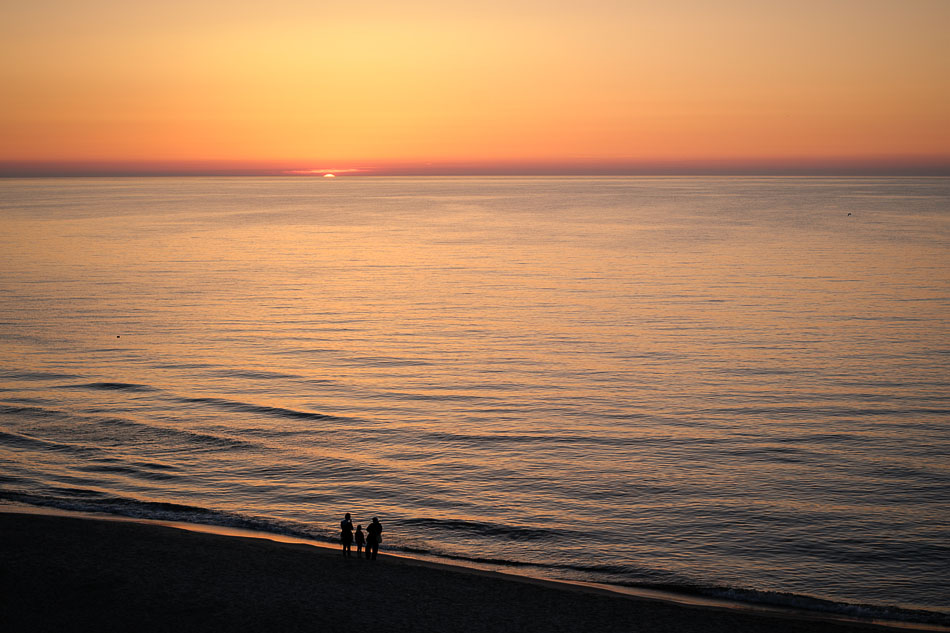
[{"left": 1, "top": 176, "right": 948, "bottom": 624}]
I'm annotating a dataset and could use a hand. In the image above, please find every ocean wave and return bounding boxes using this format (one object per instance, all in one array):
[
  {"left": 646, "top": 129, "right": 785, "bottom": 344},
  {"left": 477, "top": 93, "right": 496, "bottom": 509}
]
[
  {"left": 151, "top": 362, "right": 213, "bottom": 370},
  {"left": 688, "top": 585, "right": 950, "bottom": 627},
  {"left": 207, "top": 369, "right": 304, "bottom": 381},
  {"left": 70, "top": 382, "right": 158, "bottom": 392},
  {"left": 341, "top": 356, "right": 431, "bottom": 367},
  {"left": 138, "top": 461, "right": 178, "bottom": 471},
  {"left": 382, "top": 391, "right": 494, "bottom": 403},
  {"left": 0, "top": 429, "right": 100, "bottom": 456},
  {"left": 77, "top": 463, "right": 179, "bottom": 481},
  {"left": 77, "top": 413, "right": 258, "bottom": 452},
  {"left": 400, "top": 517, "right": 567, "bottom": 541},
  {"left": 700, "top": 405, "right": 950, "bottom": 418},
  {"left": 0, "top": 490, "right": 327, "bottom": 543},
  {"left": 47, "top": 486, "right": 109, "bottom": 498},
  {"left": 177, "top": 396, "right": 347, "bottom": 422},
  {"left": 1, "top": 403, "right": 256, "bottom": 453},
  {"left": 0, "top": 403, "right": 70, "bottom": 419},
  {"left": 0, "top": 371, "right": 82, "bottom": 381},
  {"left": 421, "top": 430, "right": 640, "bottom": 447}
]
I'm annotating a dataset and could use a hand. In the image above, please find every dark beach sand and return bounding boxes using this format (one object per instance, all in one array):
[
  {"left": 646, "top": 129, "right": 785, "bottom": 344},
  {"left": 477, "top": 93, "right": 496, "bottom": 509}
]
[{"left": 0, "top": 510, "right": 919, "bottom": 633}]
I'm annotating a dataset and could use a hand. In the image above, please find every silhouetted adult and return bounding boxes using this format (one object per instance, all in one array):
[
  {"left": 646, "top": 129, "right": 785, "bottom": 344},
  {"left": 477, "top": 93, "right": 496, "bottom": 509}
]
[
  {"left": 340, "top": 513, "right": 354, "bottom": 557},
  {"left": 366, "top": 516, "right": 382, "bottom": 560}
]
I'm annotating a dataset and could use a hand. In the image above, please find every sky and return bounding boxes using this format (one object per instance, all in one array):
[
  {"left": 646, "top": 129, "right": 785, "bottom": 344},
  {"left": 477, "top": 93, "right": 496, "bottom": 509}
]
[{"left": 2, "top": 0, "right": 948, "bottom": 175}]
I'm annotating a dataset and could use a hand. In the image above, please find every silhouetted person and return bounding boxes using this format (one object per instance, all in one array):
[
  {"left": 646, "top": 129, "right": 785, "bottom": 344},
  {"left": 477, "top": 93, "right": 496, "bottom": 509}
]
[
  {"left": 354, "top": 524, "right": 365, "bottom": 558},
  {"left": 366, "top": 517, "right": 382, "bottom": 560},
  {"left": 340, "top": 513, "right": 354, "bottom": 557}
]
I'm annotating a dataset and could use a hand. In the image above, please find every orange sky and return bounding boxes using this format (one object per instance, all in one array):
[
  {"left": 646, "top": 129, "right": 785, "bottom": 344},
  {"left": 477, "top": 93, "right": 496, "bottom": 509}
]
[{"left": 2, "top": 0, "right": 948, "bottom": 175}]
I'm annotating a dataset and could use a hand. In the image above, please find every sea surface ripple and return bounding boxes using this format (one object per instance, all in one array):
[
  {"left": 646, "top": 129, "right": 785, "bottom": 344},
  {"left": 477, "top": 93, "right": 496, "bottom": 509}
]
[{"left": 1, "top": 176, "right": 948, "bottom": 624}]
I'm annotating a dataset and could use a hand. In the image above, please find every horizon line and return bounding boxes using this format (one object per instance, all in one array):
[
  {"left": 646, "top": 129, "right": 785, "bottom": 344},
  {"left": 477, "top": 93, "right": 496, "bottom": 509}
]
[{"left": 2, "top": 157, "right": 949, "bottom": 178}]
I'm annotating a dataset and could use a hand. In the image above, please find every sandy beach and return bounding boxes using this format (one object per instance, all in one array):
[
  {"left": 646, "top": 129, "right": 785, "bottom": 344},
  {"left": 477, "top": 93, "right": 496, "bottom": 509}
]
[{"left": 0, "top": 509, "right": 923, "bottom": 633}]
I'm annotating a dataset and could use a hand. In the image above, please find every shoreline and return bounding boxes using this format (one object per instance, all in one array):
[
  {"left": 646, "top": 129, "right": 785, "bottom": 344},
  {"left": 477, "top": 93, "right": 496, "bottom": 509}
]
[{"left": 2, "top": 505, "right": 945, "bottom": 632}]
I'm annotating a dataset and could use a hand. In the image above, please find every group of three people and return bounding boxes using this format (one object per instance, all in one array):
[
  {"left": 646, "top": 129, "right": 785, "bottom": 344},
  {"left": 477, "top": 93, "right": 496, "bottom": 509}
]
[{"left": 340, "top": 513, "right": 382, "bottom": 559}]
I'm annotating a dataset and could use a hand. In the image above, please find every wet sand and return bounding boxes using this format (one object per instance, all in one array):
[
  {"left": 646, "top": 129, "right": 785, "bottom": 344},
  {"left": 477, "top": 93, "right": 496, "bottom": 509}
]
[{"left": 0, "top": 510, "right": 917, "bottom": 632}]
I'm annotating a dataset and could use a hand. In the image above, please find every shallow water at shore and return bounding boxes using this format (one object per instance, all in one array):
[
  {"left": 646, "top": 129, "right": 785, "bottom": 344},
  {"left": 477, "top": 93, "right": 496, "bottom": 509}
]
[{"left": 1, "top": 176, "right": 948, "bottom": 621}]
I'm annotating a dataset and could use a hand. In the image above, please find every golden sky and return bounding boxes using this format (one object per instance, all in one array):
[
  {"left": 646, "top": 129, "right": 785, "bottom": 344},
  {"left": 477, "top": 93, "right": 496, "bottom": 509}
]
[{"left": 2, "top": 0, "right": 948, "bottom": 174}]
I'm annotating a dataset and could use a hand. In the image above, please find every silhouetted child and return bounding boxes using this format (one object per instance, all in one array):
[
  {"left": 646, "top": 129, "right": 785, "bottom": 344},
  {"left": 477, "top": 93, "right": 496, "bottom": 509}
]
[{"left": 354, "top": 524, "right": 365, "bottom": 558}]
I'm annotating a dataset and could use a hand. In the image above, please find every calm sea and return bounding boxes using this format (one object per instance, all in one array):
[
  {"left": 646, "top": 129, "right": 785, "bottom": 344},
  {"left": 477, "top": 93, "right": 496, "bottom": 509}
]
[{"left": 1, "top": 177, "right": 948, "bottom": 623}]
